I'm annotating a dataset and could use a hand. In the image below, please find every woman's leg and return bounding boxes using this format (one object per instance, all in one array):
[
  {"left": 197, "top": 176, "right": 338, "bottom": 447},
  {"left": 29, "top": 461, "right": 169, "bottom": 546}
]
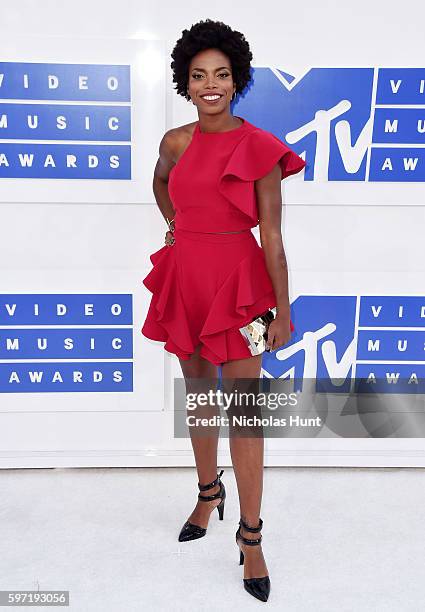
[
  {"left": 178, "top": 344, "right": 222, "bottom": 527},
  {"left": 222, "top": 354, "right": 269, "bottom": 579}
]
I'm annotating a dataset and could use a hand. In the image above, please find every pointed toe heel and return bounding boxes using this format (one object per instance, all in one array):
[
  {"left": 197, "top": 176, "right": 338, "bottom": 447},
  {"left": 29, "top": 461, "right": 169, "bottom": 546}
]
[
  {"left": 178, "top": 521, "right": 206, "bottom": 542},
  {"left": 243, "top": 576, "right": 271, "bottom": 603},
  {"left": 235, "top": 517, "right": 271, "bottom": 603},
  {"left": 177, "top": 469, "right": 226, "bottom": 542}
]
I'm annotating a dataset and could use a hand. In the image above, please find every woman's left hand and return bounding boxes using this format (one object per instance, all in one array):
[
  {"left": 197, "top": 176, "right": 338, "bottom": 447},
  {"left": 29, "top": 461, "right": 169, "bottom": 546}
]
[
  {"left": 265, "top": 314, "right": 292, "bottom": 351},
  {"left": 165, "top": 230, "right": 175, "bottom": 246}
]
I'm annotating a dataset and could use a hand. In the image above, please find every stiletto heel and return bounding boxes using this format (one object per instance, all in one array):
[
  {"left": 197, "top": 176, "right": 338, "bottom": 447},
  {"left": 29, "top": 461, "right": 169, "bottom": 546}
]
[
  {"left": 178, "top": 470, "right": 226, "bottom": 542},
  {"left": 217, "top": 496, "right": 225, "bottom": 520},
  {"left": 235, "top": 517, "right": 271, "bottom": 602}
]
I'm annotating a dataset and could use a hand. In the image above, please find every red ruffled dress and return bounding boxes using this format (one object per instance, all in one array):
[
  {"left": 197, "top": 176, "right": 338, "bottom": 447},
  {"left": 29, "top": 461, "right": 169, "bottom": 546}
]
[{"left": 141, "top": 116, "right": 306, "bottom": 366}]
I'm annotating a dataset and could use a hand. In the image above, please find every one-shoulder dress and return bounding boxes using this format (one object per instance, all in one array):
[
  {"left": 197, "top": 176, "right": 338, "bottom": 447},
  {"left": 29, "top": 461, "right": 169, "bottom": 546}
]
[{"left": 141, "top": 116, "right": 306, "bottom": 366}]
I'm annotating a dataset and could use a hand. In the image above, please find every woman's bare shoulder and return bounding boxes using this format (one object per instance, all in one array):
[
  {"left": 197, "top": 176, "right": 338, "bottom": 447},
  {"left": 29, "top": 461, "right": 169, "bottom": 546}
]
[
  {"left": 155, "top": 121, "right": 198, "bottom": 180},
  {"left": 165, "top": 121, "right": 197, "bottom": 162}
]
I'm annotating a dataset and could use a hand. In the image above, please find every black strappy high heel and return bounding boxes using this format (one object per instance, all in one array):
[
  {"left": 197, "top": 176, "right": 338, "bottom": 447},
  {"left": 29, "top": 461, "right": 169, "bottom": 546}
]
[
  {"left": 178, "top": 469, "right": 226, "bottom": 542},
  {"left": 236, "top": 517, "right": 271, "bottom": 602}
]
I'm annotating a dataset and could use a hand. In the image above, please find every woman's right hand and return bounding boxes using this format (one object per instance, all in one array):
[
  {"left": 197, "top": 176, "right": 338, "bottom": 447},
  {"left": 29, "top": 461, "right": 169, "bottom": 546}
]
[{"left": 165, "top": 230, "right": 175, "bottom": 246}]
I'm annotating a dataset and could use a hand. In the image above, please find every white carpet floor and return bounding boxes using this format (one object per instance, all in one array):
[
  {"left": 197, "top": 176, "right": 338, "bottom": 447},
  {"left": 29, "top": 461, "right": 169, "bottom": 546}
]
[{"left": 0, "top": 466, "right": 423, "bottom": 611}]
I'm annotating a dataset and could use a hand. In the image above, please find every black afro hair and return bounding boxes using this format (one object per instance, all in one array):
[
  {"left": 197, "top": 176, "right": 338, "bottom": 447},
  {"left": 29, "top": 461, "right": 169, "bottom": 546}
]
[{"left": 171, "top": 18, "right": 253, "bottom": 102}]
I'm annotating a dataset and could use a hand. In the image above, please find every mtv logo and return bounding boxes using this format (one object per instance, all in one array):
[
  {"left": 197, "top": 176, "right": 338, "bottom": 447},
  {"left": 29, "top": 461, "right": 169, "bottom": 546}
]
[
  {"left": 262, "top": 295, "right": 425, "bottom": 390},
  {"left": 234, "top": 67, "right": 425, "bottom": 182}
]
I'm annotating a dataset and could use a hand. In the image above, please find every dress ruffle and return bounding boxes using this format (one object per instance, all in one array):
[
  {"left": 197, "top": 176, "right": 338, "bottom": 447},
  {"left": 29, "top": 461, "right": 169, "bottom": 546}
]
[
  {"left": 141, "top": 241, "right": 295, "bottom": 366},
  {"left": 141, "top": 245, "right": 196, "bottom": 360},
  {"left": 218, "top": 128, "right": 306, "bottom": 225},
  {"left": 199, "top": 247, "right": 295, "bottom": 364}
]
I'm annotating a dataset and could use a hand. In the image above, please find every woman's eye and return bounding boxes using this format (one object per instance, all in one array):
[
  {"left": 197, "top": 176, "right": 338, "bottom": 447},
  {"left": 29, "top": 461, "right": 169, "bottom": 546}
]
[{"left": 191, "top": 73, "right": 230, "bottom": 79}]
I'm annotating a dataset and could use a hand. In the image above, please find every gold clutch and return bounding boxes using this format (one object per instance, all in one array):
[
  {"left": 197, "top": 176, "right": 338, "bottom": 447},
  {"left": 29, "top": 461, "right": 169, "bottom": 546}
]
[{"left": 238, "top": 307, "right": 277, "bottom": 356}]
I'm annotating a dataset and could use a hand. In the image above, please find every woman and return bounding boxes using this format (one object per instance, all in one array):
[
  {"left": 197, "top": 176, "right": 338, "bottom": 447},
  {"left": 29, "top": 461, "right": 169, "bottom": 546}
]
[{"left": 141, "top": 19, "right": 305, "bottom": 603}]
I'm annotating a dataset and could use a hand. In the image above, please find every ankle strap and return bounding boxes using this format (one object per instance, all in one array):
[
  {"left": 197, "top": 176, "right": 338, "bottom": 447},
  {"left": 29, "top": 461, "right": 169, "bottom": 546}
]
[
  {"left": 198, "top": 469, "right": 224, "bottom": 492},
  {"left": 239, "top": 517, "right": 263, "bottom": 533},
  {"left": 236, "top": 524, "right": 262, "bottom": 546}
]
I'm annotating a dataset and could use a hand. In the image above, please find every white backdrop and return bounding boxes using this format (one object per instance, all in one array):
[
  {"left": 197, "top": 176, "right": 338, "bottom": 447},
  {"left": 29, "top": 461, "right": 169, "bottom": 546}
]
[{"left": 0, "top": 0, "right": 424, "bottom": 468}]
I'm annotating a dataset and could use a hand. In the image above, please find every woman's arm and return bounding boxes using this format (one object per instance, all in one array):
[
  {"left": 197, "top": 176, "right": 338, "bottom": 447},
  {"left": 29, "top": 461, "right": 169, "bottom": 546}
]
[
  {"left": 152, "top": 130, "right": 177, "bottom": 227},
  {"left": 255, "top": 163, "right": 292, "bottom": 350}
]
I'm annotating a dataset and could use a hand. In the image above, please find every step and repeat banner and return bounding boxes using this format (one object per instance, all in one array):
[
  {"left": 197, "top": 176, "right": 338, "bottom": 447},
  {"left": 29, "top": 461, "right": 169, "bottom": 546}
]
[{"left": 0, "top": 35, "right": 423, "bottom": 467}]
